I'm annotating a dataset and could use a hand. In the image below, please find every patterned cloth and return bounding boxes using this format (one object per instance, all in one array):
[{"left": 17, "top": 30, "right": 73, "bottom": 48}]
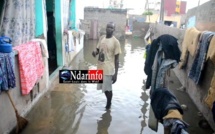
[
  {"left": 0, "top": 52, "right": 16, "bottom": 92},
  {"left": 189, "top": 32, "right": 214, "bottom": 84},
  {"left": 0, "top": 0, "right": 35, "bottom": 46},
  {"left": 14, "top": 41, "right": 44, "bottom": 95}
]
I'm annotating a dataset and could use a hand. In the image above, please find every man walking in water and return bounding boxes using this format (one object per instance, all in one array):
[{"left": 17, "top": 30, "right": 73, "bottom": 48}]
[{"left": 92, "top": 22, "right": 121, "bottom": 109}]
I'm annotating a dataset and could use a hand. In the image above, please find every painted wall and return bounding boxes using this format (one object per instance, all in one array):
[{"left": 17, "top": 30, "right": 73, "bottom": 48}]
[
  {"left": 163, "top": 0, "right": 186, "bottom": 16},
  {"left": 180, "top": 1, "right": 186, "bottom": 14},
  {"left": 55, "top": 0, "right": 63, "bottom": 66},
  {"left": 35, "top": 0, "right": 44, "bottom": 37},
  {"left": 164, "top": 0, "right": 176, "bottom": 16},
  {"left": 186, "top": 0, "right": 215, "bottom": 31},
  {"left": 63, "top": 0, "right": 70, "bottom": 29}
]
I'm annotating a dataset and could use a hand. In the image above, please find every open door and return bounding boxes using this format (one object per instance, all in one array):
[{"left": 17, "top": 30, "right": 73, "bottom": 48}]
[
  {"left": 46, "top": 0, "right": 57, "bottom": 75},
  {"left": 0, "top": 0, "right": 5, "bottom": 29}
]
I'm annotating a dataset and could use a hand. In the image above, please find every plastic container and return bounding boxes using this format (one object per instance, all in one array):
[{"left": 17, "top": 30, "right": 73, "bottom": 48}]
[{"left": 0, "top": 36, "right": 12, "bottom": 53}]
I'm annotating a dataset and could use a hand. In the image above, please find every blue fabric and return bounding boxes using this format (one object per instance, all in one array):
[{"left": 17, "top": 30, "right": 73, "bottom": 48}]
[
  {"left": 144, "top": 39, "right": 159, "bottom": 89},
  {"left": 150, "top": 45, "right": 163, "bottom": 93},
  {"left": 144, "top": 34, "right": 181, "bottom": 89},
  {"left": 163, "top": 119, "right": 189, "bottom": 134},
  {"left": 150, "top": 88, "right": 183, "bottom": 123},
  {"left": 157, "top": 34, "right": 181, "bottom": 63},
  {"left": 155, "top": 59, "right": 177, "bottom": 88},
  {"left": 189, "top": 32, "right": 215, "bottom": 84},
  {"left": 0, "top": 52, "right": 16, "bottom": 93}
]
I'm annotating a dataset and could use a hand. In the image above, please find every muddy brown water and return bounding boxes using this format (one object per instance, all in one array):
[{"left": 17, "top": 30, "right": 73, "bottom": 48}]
[{"left": 21, "top": 38, "right": 213, "bottom": 134}]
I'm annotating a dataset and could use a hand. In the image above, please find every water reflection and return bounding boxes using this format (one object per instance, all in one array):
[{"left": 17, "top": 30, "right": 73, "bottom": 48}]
[
  {"left": 119, "top": 41, "right": 126, "bottom": 69},
  {"left": 96, "top": 110, "right": 112, "bottom": 134},
  {"left": 21, "top": 38, "right": 162, "bottom": 134},
  {"left": 69, "top": 104, "right": 86, "bottom": 134},
  {"left": 140, "top": 91, "right": 149, "bottom": 134},
  {"left": 83, "top": 40, "right": 98, "bottom": 67}
]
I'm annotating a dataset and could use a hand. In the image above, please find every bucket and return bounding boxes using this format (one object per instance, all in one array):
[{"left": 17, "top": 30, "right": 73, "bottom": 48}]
[{"left": 0, "top": 36, "right": 12, "bottom": 53}]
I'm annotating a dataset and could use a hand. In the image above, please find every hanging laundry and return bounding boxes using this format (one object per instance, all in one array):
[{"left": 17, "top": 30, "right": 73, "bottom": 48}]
[
  {"left": 157, "top": 34, "right": 181, "bottom": 62},
  {"left": 0, "top": 52, "right": 16, "bottom": 93},
  {"left": 13, "top": 41, "right": 44, "bottom": 95},
  {"left": 144, "top": 34, "right": 181, "bottom": 89},
  {"left": 68, "top": 30, "right": 75, "bottom": 52},
  {"left": 144, "top": 39, "right": 159, "bottom": 89},
  {"left": 179, "top": 27, "right": 201, "bottom": 69},
  {"left": 155, "top": 59, "right": 177, "bottom": 88},
  {"left": 205, "top": 36, "right": 215, "bottom": 109},
  {"left": 188, "top": 32, "right": 215, "bottom": 84},
  {"left": 151, "top": 89, "right": 189, "bottom": 134},
  {"left": 31, "top": 38, "right": 49, "bottom": 58},
  {"left": 146, "top": 35, "right": 184, "bottom": 132},
  {"left": 150, "top": 45, "right": 163, "bottom": 93}
]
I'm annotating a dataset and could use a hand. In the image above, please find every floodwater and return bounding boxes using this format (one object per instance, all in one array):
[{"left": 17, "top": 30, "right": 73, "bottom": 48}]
[{"left": 21, "top": 37, "right": 213, "bottom": 134}]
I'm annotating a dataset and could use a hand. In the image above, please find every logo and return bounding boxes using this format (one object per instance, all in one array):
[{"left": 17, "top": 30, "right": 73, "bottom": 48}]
[
  {"left": 59, "top": 70, "right": 103, "bottom": 83},
  {"left": 60, "top": 70, "right": 71, "bottom": 81}
]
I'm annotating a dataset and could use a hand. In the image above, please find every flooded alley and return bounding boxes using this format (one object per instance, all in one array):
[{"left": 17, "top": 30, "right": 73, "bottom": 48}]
[{"left": 21, "top": 38, "right": 213, "bottom": 134}]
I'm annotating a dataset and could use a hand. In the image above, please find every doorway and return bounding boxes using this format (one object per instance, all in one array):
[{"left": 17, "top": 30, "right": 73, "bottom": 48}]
[
  {"left": 0, "top": 0, "right": 5, "bottom": 29},
  {"left": 46, "top": 0, "right": 57, "bottom": 75}
]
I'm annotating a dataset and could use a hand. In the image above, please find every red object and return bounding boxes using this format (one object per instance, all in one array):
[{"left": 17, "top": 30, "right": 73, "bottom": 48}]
[
  {"left": 88, "top": 70, "right": 103, "bottom": 80},
  {"left": 164, "top": 0, "right": 177, "bottom": 16},
  {"left": 164, "top": 0, "right": 187, "bottom": 16},
  {"left": 180, "top": 1, "right": 187, "bottom": 14},
  {"left": 14, "top": 41, "right": 44, "bottom": 95}
]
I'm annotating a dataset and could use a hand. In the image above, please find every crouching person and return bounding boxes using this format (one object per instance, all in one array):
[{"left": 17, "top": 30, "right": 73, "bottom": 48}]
[{"left": 150, "top": 87, "right": 189, "bottom": 134}]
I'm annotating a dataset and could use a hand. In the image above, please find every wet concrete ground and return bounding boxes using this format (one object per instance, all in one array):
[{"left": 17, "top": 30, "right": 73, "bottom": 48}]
[{"left": 21, "top": 38, "right": 214, "bottom": 134}]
